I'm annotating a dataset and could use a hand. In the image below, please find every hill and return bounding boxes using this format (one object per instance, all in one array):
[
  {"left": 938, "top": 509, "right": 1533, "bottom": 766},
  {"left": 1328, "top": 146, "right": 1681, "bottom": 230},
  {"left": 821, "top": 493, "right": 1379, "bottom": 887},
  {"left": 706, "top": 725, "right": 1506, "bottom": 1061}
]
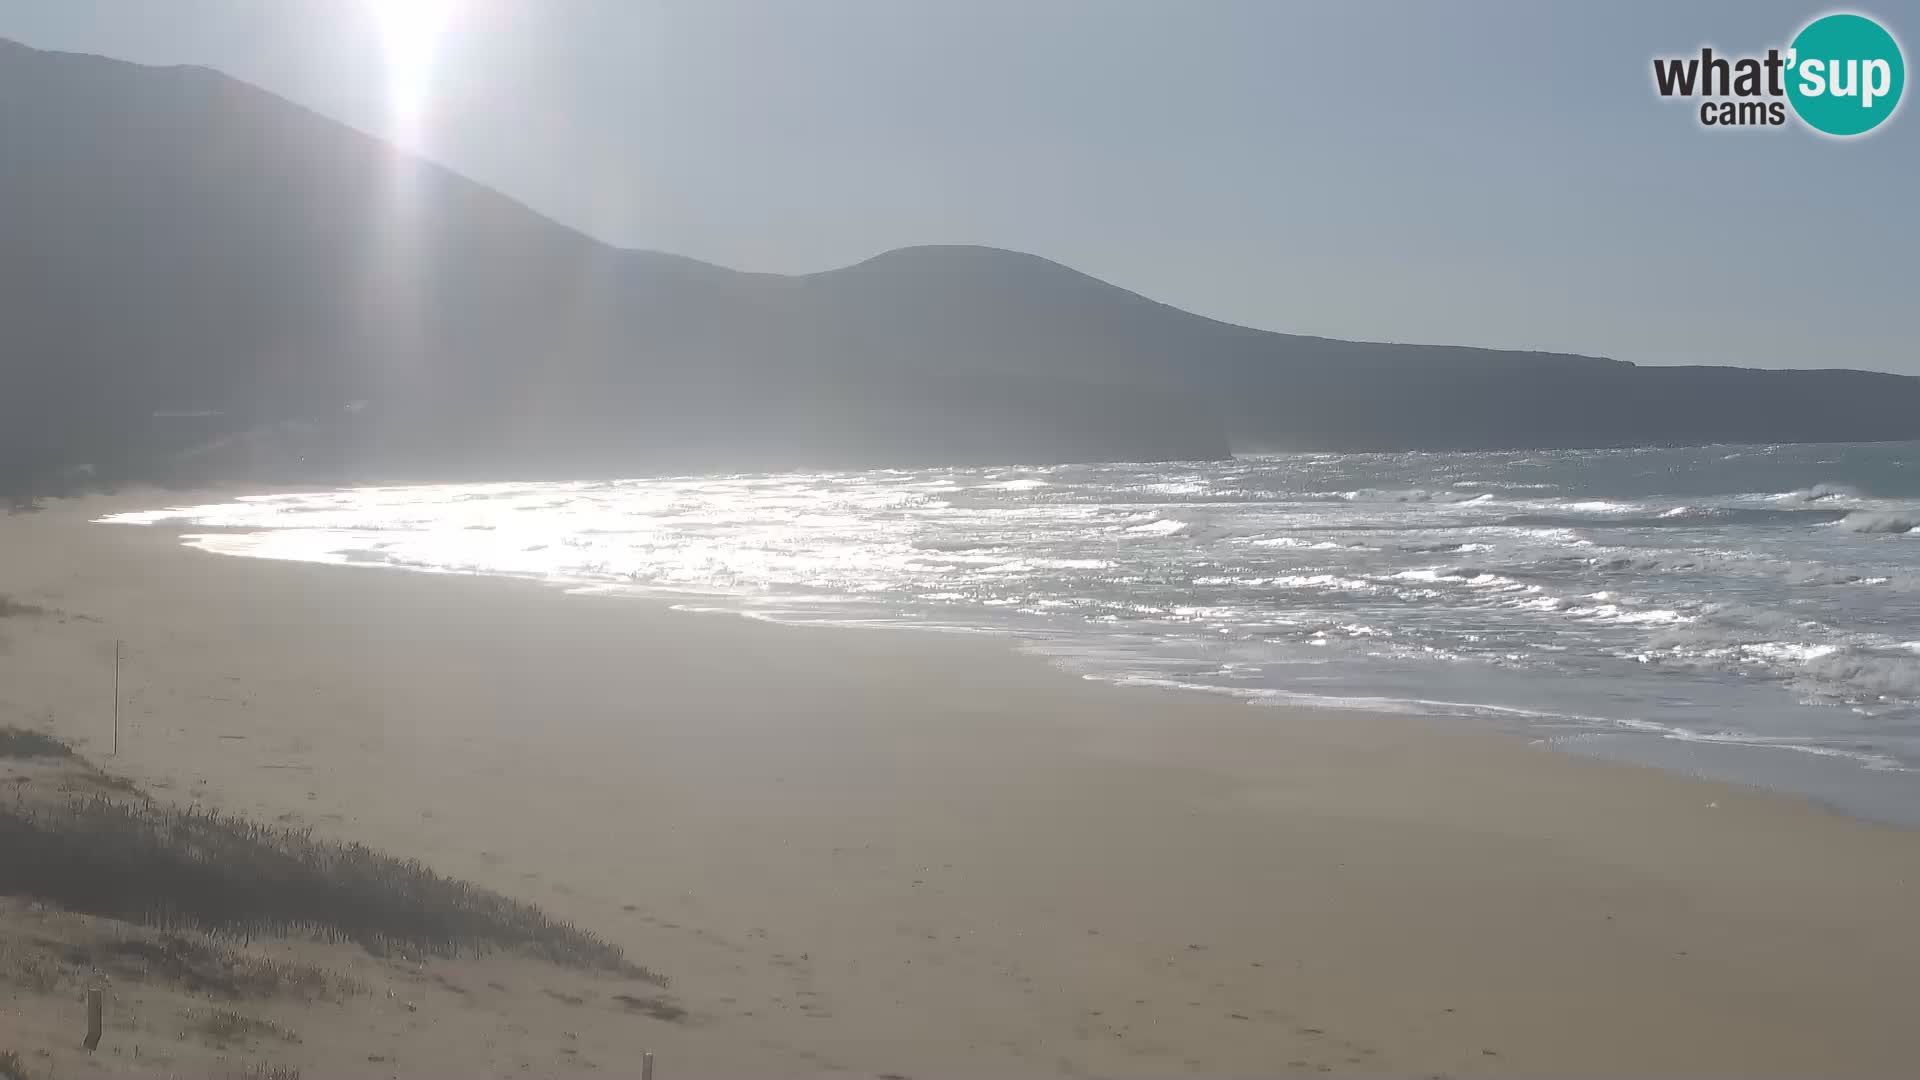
[{"left": 5, "top": 38, "right": 1919, "bottom": 495}]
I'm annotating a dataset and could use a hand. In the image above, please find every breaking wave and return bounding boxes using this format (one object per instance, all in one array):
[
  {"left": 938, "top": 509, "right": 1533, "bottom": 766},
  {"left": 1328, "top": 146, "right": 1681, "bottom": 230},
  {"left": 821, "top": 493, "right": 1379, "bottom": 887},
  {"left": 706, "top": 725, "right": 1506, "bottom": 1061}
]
[
  {"left": 1781, "top": 482, "right": 1864, "bottom": 502},
  {"left": 1838, "top": 511, "right": 1919, "bottom": 534}
]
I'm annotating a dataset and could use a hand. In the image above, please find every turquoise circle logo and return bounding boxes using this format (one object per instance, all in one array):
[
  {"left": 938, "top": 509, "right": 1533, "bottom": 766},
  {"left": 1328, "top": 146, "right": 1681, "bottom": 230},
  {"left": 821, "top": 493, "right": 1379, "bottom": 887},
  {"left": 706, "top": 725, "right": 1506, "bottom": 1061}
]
[{"left": 1786, "top": 13, "right": 1905, "bottom": 136}]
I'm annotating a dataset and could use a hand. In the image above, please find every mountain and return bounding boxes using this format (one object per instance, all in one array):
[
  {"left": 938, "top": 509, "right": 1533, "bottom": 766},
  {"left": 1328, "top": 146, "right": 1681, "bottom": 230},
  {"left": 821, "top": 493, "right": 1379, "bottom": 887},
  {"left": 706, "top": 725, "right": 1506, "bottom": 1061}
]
[
  {"left": 0, "top": 37, "right": 1225, "bottom": 493},
  {"left": 5, "top": 38, "right": 1920, "bottom": 497}
]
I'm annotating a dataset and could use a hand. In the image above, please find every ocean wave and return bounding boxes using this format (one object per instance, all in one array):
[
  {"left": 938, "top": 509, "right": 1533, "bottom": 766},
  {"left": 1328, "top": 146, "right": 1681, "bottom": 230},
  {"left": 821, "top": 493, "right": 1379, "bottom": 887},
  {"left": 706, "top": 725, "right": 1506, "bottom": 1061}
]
[
  {"left": 1783, "top": 566, "right": 1892, "bottom": 586},
  {"left": 1792, "top": 651, "right": 1920, "bottom": 701},
  {"left": 1693, "top": 600, "right": 1816, "bottom": 634},
  {"left": 1246, "top": 536, "right": 1357, "bottom": 550},
  {"left": 1507, "top": 527, "right": 1593, "bottom": 545},
  {"left": 1592, "top": 555, "right": 1687, "bottom": 573},
  {"left": 1636, "top": 624, "right": 1920, "bottom": 707},
  {"left": 1266, "top": 573, "right": 1380, "bottom": 592},
  {"left": 1777, "top": 482, "right": 1865, "bottom": 502},
  {"left": 1123, "top": 518, "right": 1189, "bottom": 536},
  {"left": 1836, "top": 511, "right": 1919, "bottom": 534},
  {"left": 1400, "top": 541, "right": 1497, "bottom": 554},
  {"left": 1305, "top": 488, "right": 1493, "bottom": 504},
  {"left": 1503, "top": 507, "right": 1849, "bottom": 530},
  {"left": 1391, "top": 568, "right": 1534, "bottom": 593},
  {"left": 1741, "top": 641, "right": 1840, "bottom": 663},
  {"left": 1027, "top": 558, "right": 1115, "bottom": 570},
  {"left": 1128, "top": 480, "right": 1210, "bottom": 496},
  {"left": 911, "top": 538, "right": 1002, "bottom": 553},
  {"left": 1513, "top": 594, "right": 1575, "bottom": 611},
  {"left": 1566, "top": 603, "right": 1692, "bottom": 626}
]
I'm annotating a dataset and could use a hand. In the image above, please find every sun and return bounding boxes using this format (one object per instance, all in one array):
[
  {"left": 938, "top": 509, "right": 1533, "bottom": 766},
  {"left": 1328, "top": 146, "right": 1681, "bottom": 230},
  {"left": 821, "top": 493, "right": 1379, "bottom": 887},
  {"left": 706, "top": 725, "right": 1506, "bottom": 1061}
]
[{"left": 367, "top": 0, "right": 457, "bottom": 144}]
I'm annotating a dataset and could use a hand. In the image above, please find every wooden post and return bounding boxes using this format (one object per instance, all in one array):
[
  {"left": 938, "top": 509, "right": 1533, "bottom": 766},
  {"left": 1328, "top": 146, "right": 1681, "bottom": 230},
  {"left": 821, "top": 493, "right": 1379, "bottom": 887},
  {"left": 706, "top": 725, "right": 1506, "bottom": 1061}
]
[
  {"left": 642, "top": 1050, "right": 654, "bottom": 1080},
  {"left": 112, "top": 640, "right": 121, "bottom": 755},
  {"left": 84, "top": 986, "right": 102, "bottom": 1051}
]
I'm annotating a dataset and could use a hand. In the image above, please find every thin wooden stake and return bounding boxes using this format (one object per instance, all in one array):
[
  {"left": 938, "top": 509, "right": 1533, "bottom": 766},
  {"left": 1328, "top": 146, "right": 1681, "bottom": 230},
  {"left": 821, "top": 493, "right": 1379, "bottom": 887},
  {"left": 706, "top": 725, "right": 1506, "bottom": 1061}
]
[
  {"left": 84, "top": 986, "right": 103, "bottom": 1051},
  {"left": 112, "top": 640, "right": 121, "bottom": 755},
  {"left": 642, "top": 1050, "right": 654, "bottom": 1080}
]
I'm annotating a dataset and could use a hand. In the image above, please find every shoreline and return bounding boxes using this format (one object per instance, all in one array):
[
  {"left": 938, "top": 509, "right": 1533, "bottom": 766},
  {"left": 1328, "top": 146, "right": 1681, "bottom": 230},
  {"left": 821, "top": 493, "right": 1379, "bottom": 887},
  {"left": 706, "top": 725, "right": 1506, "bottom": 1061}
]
[
  {"left": 6, "top": 492, "right": 1920, "bottom": 1075},
  {"left": 99, "top": 487, "right": 1920, "bottom": 830}
]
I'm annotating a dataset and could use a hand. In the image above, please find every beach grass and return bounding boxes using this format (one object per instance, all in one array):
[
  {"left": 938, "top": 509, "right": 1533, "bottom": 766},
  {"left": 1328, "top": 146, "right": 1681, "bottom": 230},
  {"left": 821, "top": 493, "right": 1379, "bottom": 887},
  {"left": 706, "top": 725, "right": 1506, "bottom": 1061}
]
[
  {"left": 0, "top": 795, "right": 659, "bottom": 979},
  {"left": 0, "top": 594, "right": 47, "bottom": 618},
  {"left": 0, "top": 743, "right": 663, "bottom": 983},
  {"left": 0, "top": 728, "right": 69, "bottom": 759},
  {"left": 197, "top": 1007, "right": 301, "bottom": 1046},
  {"left": 15, "top": 929, "right": 367, "bottom": 1002}
]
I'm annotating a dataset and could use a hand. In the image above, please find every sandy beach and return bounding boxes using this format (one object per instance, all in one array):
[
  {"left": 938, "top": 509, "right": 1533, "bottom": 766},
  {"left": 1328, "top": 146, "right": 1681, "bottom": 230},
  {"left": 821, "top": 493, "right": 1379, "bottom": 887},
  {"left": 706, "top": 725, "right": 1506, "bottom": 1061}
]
[{"left": 5, "top": 491, "right": 1920, "bottom": 1078}]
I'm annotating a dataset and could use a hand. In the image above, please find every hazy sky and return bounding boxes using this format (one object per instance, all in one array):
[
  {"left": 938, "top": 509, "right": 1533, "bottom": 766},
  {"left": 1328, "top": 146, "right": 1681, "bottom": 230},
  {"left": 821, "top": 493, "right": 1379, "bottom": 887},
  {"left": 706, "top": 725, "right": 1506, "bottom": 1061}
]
[{"left": 2, "top": 1, "right": 1915, "bottom": 373}]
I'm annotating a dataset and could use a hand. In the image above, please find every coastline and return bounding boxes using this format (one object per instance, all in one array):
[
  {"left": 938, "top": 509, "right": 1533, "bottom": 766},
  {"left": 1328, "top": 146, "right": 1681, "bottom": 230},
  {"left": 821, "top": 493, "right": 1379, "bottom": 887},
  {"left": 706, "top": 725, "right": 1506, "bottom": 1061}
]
[
  {"left": 95, "top": 461, "right": 1920, "bottom": 828},
  {"left": 5, "top": 492, "right": 1920, "bottom": 1076}
]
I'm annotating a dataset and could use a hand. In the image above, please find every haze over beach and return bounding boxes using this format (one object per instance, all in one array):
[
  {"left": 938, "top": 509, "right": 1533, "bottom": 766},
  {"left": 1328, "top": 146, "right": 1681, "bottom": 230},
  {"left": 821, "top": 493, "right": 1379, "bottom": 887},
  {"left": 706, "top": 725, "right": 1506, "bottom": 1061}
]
[{"left": 4, "top": 3, "right": 1920, "bottom": 1078}]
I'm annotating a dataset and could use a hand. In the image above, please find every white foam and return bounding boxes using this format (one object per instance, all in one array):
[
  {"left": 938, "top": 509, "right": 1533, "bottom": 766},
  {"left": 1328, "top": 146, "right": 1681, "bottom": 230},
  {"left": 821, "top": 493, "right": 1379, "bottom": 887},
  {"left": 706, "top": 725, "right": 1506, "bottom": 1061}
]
[
  {"left": 1131, "top": 480, "right": 1209, "bottom": 496},
  {"left": 1606, "top": 718, "right": 1906, "bottom": 771},
  {"left": 1247, "top": 536, "right": 1349, "bottom": 550},
  {"left": 1837, "top": 511, "right": 1918, "bottom": 534},
  {"left": 1743, "top": 642, "right": 1840, "bottom": 663},
  {"left": 1776, "top": 482, "right": 1863, "bottom": 503},
  {"left": 1567, "top": 603, "right": 1692, "bottom": 626},
  {"left": 1269, "top": 574, "right": 1379, "bottom": 593}
]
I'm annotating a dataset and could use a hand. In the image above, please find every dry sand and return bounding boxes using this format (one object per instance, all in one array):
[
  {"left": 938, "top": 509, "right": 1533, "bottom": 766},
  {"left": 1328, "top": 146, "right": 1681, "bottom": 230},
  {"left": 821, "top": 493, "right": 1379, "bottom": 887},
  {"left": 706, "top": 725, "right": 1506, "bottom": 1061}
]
[{"left": 4, "top": 491, "right": 1920, "bottom": 1077}]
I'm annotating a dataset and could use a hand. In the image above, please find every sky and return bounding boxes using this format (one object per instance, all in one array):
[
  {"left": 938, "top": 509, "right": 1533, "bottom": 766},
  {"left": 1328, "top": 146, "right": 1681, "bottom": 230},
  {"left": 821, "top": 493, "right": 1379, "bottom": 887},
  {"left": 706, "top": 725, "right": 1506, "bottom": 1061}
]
[{"left": 1, "top": 0, "right": 1915, "bottom": 373}]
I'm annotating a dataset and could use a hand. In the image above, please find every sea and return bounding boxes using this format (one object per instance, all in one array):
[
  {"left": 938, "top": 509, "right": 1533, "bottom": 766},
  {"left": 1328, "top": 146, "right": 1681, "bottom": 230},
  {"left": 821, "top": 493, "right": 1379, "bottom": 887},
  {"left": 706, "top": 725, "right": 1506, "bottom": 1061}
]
[{"left": 103, "top": 441, "right": 1920, "bottom": 824}]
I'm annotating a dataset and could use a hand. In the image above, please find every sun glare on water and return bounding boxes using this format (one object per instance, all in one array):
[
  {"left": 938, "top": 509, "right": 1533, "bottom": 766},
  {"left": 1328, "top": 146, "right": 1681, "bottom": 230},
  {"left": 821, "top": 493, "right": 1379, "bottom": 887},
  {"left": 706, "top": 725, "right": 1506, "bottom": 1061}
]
[{"left": 368, "top": 0, "right": 457, "bottom": 146}]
